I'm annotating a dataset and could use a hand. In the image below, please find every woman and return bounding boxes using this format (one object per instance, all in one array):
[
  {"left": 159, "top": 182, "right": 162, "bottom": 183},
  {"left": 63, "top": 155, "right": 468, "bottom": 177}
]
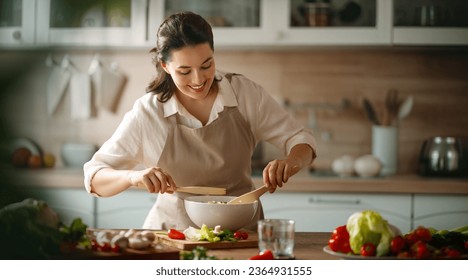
[{"left": 83, "top": 12, "right": 317, "bottom": 230}]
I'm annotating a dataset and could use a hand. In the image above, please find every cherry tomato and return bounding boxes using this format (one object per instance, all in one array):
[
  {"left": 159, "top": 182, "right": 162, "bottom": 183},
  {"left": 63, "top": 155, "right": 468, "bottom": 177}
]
[
  {"left": 360, "top": 243, "right": 376, "bottom": 257},
  {"left": 249, "top": 249, "right": 275, "bottom": 260},
  {"left": 404, "top": 232, "right": 419, "bottom": 245},
  {"left": 91, "top": 239, "right": 99, "bottom": 251},
  {"left": 441, "top": 247, "right": 461, "bottom": 259},
  {"left": 99, "top": 242, "right": 112, "bottom": 252},
  {"left": 412, "top": 240, "right": 430, "bottom": 259},
  {"left": 414, "top": 226, "right": 432, "bottom": 242},
  {"left": 111, "top": 244, "right": 121, "bottom": 253},
  {"left": 168, "top": 229, "right": 185, "bottom": 240},
  {"left": 234, "top": 231, "right": 248, "bottom": 240},
  {"left": 390, "top": 235, "right": 407, "bottom": 254},
  {"left": 397, "top": 251, "right": 411, "bottom": 258}
]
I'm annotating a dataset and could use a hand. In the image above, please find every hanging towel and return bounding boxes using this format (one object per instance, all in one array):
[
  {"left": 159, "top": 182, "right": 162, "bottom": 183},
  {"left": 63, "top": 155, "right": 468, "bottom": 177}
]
[
  {"left": 70, "top": 72, "right": 92, "bottom": 120},
  {"left": 100, "top": 63, "right": 127, "bottom": 113},
  {"left": 46, "top": 66, "right": 71, "bottom": 116}
]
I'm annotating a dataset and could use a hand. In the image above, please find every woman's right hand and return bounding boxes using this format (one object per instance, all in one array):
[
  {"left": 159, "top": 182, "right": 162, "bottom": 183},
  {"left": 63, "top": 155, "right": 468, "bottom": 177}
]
[{"left": 128, "top": 167, "right": 177, "bottom": 194}]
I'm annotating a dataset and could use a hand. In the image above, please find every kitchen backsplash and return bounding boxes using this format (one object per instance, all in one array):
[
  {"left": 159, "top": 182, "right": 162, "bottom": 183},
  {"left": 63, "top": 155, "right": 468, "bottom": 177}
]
[{"left": 1, "top": 47, "right": 467, "bottom": 174}]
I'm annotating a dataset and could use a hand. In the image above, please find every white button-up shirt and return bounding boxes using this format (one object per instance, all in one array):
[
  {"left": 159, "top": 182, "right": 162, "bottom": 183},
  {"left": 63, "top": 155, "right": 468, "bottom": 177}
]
[{"left": 83, "top": 70, "right": 317, "bottom": 193}]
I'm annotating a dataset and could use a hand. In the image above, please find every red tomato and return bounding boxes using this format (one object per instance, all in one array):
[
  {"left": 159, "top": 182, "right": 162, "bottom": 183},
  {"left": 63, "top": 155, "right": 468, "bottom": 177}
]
[
  {"left": 328, "top": 225, "right": 352, "bottom": 254},
  {"left": 390, "top": 235, "right": 407, "bottom": 254},
  {"left": 414, "top": 226, "right": 432, "bottom": 242},
  {"left": 111, "top": 244, "right": 121, "bottom": 253},
  {"left": 99, "top": 242, "right": 112, "bottom": 252},
  {"left": 412, "top": 240, "right": 430, "bottom": 259},
  {"left": 249, "top": 249, "right": 275, "bottom": 260},
  {"left": 234, "top": 231, "right": 248, "bottom": 240},
  {"left": 441, "top": 247, "right": 461, "bottom": 259},
  {"left": 404, "top": 232, "right": 419, "bottom": 245},
  {"left": 91, "top": 239, "right": 99, "bottom": 251},
  {"left": 396, "top": 251, "right": 411, "bottom": 259},
  {"left": 360, "top": 243, "right": 376, "bottom": 257},
  {"left": 168, "top": 229, "right": 185, "bottom": 240}
]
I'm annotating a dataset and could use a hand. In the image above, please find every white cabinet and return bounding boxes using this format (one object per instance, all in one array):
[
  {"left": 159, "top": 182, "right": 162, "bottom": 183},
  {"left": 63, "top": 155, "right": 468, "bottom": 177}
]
[
  {"left": 149, "top": 0, "right": 392, "bottom": 47},
  {"left": 279, "top": 0, "right": 392, "bottom": 46},
  {"left": 392, "top": 0, "right": 468, "bottom": 46},
  {"left": 36, "top": 0, "right": 148, "bottom": 47},
  {"left": 0, "top": 0, "right": 36, "bottom": 46},
  {"left": 2, "top": 0, "right": 467, "bottom": 48},
  {"left": 261, "top": 192, "right": 412, "bottom": 233},
  {"left": 22, "top": 187, "right": 95, "bottom": 228},
  {"left": 95, "top": 190, "right": 156, "bottom": 229},
  {"left": 413, "top": 194, "right": 468, "bottom": 230}
]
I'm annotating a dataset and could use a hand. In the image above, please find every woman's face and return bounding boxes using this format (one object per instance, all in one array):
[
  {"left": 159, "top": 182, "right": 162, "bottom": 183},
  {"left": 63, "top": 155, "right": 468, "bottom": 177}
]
[{"left": 161, "top": 43, "right": 216, "bottom": 101}]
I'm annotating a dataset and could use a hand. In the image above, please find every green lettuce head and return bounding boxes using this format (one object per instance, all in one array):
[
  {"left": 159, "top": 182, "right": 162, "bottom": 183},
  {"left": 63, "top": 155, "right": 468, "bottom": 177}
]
[{"left": 346, "top": 210, "right": 398, "bottom": 256}]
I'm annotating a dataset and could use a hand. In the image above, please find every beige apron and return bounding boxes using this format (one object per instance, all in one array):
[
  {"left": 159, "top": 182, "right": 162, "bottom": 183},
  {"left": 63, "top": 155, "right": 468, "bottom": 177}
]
[{"left": 143, "top": 77, "right": 263, "bottom": 230}]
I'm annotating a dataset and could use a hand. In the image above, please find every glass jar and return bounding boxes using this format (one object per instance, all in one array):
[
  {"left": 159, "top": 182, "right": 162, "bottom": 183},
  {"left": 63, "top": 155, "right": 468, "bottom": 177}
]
[{"left": 305, "top": 0, "right": 331, "bottom": 26}]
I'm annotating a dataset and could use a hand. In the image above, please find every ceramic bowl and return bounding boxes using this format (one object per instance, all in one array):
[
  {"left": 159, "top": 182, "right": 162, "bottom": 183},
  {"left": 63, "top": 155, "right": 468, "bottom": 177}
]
[
  {"left": 184, "top": 195, "right": 258, "bottom": 231},
  {"left": 61, "top": 143, "right": 97, "bottom": 167}
]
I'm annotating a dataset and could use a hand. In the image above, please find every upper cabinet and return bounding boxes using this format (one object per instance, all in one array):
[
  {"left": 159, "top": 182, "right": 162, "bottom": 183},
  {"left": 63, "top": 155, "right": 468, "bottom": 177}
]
[
  {"left": 392, "top": 0, "right": 468, "bottom": 46},
  {"left": 148, "top": 0, "right": 274, "bottom": 47},
  {"left": 1, "top": 0, "right": 467, "bottom": 48},
  {"left": 281, "top": 0, "right": 391, "bottom": 46},
  {"left": 36, "top": 0, "right": 147, "bottom": 47},
  {"left": 149, "top": 0, "right": 392, "bottom": 47},
  {"left": 0, "top": 0, "right": 36, "bottom": 46}
]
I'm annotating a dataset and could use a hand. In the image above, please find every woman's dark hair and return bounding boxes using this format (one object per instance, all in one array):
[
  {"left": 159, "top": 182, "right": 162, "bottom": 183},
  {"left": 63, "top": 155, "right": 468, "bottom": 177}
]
[{"left": 146, "top": 12, "right": 217, "bottom": 102}]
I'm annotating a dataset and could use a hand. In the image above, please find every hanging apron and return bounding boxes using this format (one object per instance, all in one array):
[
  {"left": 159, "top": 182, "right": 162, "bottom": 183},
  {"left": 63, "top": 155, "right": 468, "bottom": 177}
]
[{"left": 142, "top": 76, "right": 263, "bottom": 230}]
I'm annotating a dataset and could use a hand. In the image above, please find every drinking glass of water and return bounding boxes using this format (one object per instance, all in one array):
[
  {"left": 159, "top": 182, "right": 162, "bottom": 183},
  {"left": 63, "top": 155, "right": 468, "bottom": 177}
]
[{"left": 257, "top": 219, "right": 295, "bottom": 259}]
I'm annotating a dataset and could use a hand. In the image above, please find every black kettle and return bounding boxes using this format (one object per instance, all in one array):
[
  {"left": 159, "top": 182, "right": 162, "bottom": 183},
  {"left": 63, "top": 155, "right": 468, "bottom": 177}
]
[{"left": 419, "top": 136, "right": 467, "bottom": 177}]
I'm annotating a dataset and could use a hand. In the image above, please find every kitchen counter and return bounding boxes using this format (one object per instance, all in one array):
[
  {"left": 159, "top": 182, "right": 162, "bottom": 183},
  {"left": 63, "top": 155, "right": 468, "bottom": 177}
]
[
  {"left": 210, "top": 232, "right": 338, "bottom": 260},
  {"left": 7, "top": 168, "right": 468, "bottom": 195}
]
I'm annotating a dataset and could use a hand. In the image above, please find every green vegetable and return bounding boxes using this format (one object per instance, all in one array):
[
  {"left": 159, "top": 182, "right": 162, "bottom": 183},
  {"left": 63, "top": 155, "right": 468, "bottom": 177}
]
[
  {"left": 0, "top": 198, "right": 90, "bottom": 259},
  {"left": 346, "top": 210, "right": 397, "bottom": 257},
  {"left": 180, "top": 246, "right": 218, "bottom": 260},
  {"left": 0, "top": 198, "right": 62, "bottom": 259},
  {"left": 199, "top": 224, "right": 221, "bottom": 242},
  {"left": 59, "top": 218, "right": 91, "bottom": 250}
]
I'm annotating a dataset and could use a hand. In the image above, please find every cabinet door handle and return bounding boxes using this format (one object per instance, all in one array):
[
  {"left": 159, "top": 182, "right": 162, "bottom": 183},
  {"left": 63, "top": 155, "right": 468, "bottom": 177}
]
[{"left": 309, "top": 197, "right": 361, "bottom": 205}]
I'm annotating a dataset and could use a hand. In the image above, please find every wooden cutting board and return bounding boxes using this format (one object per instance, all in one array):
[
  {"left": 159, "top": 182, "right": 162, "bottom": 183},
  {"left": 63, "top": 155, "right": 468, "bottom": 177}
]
[
  {"left": 81, "top": 228, "right": 180, "bottom": 260},
  {"left": 154, "top": 231, "right": 259, "bottom": 250}
]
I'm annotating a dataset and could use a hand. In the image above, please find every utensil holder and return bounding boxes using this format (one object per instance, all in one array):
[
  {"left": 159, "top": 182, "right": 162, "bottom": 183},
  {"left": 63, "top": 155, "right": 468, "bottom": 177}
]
[{"left": 372, "top": 125, "right": 398, "bottom": 176}]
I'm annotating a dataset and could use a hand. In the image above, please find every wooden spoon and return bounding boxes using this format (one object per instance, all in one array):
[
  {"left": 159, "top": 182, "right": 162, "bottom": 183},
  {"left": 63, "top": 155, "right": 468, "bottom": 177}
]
[{"left": 227, "top": 185, "right": 268, "bottom": 204}]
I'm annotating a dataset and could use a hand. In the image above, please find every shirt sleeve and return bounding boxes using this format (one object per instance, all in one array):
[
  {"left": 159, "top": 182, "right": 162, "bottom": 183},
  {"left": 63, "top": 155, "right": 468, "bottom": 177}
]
[
  {"left": 83, "top": 102, "right": 144, "bottom": 194},
  {"left": 231, "top": 75, "right": 317, "bottom": 160}
]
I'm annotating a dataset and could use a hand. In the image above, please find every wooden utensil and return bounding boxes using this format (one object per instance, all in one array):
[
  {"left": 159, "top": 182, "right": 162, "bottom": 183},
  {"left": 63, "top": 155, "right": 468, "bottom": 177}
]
[
  {"left": 362, "top": 98, "right": 380, "bottom": 125},
  {"left": 227, "top": 185, "right": 268, "bottom": 204},
  {"left": 137, "top": 184, "right": 226, "bottom": 195},
  {"left": 383, "top": 89, "right": 400, "bottom": 125}
]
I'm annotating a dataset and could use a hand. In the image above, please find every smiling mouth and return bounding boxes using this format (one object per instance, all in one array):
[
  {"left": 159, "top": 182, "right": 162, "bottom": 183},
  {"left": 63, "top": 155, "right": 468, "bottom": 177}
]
[{"left": 189, "top": 82, "right": 206, "bottom": 91}]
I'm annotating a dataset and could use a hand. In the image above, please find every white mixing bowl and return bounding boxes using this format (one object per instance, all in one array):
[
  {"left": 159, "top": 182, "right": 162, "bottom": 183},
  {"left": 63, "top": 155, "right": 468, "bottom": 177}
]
[{"left": 184, "top": 195, "right": 259, "bottom": 231}]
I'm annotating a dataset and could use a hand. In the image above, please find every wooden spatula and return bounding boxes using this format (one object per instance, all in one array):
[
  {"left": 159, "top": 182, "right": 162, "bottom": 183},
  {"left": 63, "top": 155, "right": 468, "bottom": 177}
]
[{"left": 227, "top": 185, "right": 268, "bottom": 204}]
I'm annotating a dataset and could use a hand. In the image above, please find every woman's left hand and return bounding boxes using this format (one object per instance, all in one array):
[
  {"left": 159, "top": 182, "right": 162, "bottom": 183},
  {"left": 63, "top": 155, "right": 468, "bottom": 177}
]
[
  {"left": 262, "top": 157, "right": 301, "bottom": 192},
  {"left": 262, "top": 144, "right": 315, "bottom": 193}
]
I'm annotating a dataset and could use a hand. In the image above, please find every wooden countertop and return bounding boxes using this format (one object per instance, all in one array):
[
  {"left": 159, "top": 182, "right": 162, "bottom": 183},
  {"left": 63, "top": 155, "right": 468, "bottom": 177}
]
[
  {"left": 210, "top": 232, "right": 338, "bottom": 260},
  {"left": 6, "top": 168, "right": 468, "bottom": 194}
]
